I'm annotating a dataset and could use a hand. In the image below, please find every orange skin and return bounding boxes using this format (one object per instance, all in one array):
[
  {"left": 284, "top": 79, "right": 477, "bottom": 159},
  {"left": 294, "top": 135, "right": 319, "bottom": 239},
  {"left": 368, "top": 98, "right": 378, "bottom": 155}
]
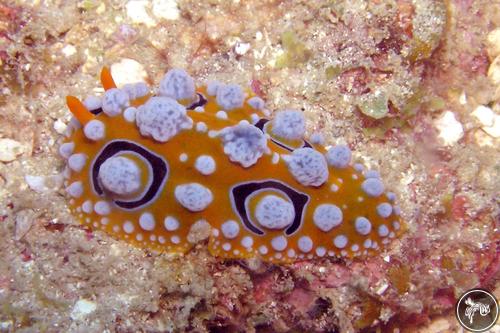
[{"left": 64, "top": 68, "right": 404, "bottom": 263}]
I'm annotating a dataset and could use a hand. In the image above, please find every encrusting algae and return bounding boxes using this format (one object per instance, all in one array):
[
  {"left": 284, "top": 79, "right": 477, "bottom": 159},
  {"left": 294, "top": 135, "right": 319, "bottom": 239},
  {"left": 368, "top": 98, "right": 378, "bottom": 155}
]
[{"left": 61, "top": 67, "right": 404, "bottom": 263}]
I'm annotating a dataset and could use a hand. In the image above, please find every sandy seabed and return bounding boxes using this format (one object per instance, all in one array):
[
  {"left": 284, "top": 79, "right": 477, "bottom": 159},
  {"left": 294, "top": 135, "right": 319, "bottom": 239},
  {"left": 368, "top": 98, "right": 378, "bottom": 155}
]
[{"left": 0, "top": 0, "right": 499, "bottom": 332}]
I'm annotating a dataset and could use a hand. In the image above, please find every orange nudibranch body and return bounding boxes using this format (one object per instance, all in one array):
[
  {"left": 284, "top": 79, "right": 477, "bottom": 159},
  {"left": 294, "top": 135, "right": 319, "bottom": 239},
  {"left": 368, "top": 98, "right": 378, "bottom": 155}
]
[{"left": 61, "top": 67, "right": 404, "bottom": 263}]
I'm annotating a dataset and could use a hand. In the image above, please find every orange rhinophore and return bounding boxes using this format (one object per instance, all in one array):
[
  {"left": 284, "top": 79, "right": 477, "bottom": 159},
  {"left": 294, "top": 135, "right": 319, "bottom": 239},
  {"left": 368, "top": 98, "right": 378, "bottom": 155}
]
[{"left": 60, "top": 68, "right": 404, "bottom": 263}]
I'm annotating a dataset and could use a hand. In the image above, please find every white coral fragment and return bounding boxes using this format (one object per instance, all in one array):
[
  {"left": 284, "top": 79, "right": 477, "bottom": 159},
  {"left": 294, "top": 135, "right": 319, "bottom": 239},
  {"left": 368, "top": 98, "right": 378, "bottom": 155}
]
[{"left": 136, "top": 96, "right": 193, "bottom": 142}]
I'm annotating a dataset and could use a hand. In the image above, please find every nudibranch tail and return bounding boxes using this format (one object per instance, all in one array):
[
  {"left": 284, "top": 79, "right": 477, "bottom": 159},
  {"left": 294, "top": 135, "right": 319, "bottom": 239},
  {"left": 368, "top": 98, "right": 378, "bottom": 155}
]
[{"left": 60, "top": 67, "right": 404, "bottom": 263}]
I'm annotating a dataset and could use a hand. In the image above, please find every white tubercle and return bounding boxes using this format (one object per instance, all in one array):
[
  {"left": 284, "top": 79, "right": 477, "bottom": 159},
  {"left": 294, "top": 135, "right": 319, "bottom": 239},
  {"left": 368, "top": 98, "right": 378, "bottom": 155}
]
[
  {"left": 218, "top": 123, "right": 268, "bottom": 168},
  {"left": 216, "top": 84, "right": 245, "bottom": 110},
  {"left": 333, "top": 235, "right": 348, "bottom": 249},
  {"left": 94, "top": 201, "right": 111, "bottom": 215},
  {"left": 221, "top": 220, "right": 240, "bottom": 239},
  {"left": 271, "top": 235, "right": 287, "bottom": 251},
  {"left": 297, "top": 236, "right": 313, "bottom": 253},
  {"left": 139, "top": 212, "right": 156, "bottom": 231},
  {"left": 164, "top": 216, "right": 179, "bottom": 231},
  {"left": 216, "top": 110, "right": 228, "bottom": 120},
  {"left": 102, "top": 88, "right": 129, "bottom": 116},
  {"left": 59, "top": 142, "right": 75, "bottom": 159},
  {"left": 83, "top": 119, "right": 105, "bottom": 141},
  {"left": 68, "top": 153, "right": 87, "bottom": 172},
  {"left": 122, "top": 82, "right": 149, "bottom": 100},
  {"left": 196, "top": 122, "right": 208, "bottom": 132},
  {"left": 83, "top": 96, "right": 102, "bottom": 111},
  {"left": 361, "top": 178, "right": 384, "bottom": 197},
  {"left": 309, "top": 132, "right": 325, "bottom": 145},
  {"left": 159, "top": 68, "right": 195, "bottom": 101},
  {"left": 325, "top": 145, "right": 351, "bottom": 168},
  {"left": 174, "top": 183, "right": 213, "bottom": 212},
  {"left": 255, "top": 195, "right": 295, "bottom": 229},
  {"left": 282, "top": 148, "right": 329, "bottom": 187},
  {"left": 195, "top": 155, "right": 216, "bottom": 175},
  {"left": 136, "top": 96, "right": 193, "bottom": 142},
  {"left": 66, "top": 181, "right": 83, "bottom": 198},
  {"left": 98, "top": 156, "right": 141, "bottom": 196},
  {"left": 206, "top": 80, "right": 222, "bottom": 96},
  {"left": 247, "top": 96, "right": 265, "bottom": 110},
  {"left": 355, "top": 217, "right": 372, "bottom": 235},
  {"left": 123, "top": 107, "right": 137, "bottom": 122},
  {"left": 313, "top": 204, "right": 343, "bottom": 232},
  {"left": 271, "top": 110, "right": 306, "bottom": 140}
]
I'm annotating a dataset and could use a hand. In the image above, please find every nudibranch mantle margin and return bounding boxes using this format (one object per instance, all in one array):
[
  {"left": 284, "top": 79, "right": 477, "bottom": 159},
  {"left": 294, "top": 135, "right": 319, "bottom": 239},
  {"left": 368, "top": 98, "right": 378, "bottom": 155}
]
[{"left": 61, "top": 67, "right": 404, "bottom": 263}]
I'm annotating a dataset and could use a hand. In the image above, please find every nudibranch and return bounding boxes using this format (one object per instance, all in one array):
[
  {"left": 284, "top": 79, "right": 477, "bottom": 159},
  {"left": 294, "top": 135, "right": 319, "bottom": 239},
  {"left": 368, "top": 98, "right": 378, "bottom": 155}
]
[{"left": 60, "top": 67, "right": 404, "bottom": 263}]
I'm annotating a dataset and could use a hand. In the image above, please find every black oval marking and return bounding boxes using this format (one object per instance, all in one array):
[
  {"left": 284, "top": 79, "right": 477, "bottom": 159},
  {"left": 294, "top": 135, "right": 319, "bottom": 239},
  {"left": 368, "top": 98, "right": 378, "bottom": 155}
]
[
  {"left": 92, "top": 140, "right": 168, "bottom": 210},
  {"left": 231, "top": 180, "right": 309, "bottom": 236},
  {"left": 254, "top": 118, "right": 312, "bottom": 151}
]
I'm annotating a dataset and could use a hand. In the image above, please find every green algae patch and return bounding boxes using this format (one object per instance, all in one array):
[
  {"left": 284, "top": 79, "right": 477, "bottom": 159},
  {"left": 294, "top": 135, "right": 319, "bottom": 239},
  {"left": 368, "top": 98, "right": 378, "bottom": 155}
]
[
  {"left": 358, "top": 91, "right": 389, "bottom": 119},
  {"left": 275, "top": 31, "right": 312, "bottom": 68}
]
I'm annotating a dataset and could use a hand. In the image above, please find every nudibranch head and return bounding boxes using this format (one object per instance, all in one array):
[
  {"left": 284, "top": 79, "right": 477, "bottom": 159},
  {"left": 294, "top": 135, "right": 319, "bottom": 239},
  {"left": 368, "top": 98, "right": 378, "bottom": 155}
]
[{"left": 61, "top": 67, "right": 405, "bottom": 263}]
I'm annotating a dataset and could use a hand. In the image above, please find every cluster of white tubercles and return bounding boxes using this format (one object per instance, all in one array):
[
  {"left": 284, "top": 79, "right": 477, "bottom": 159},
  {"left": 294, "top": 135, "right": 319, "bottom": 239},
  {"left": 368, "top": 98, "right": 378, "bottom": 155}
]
[
  {"left": 159, "top": 69, "right": 196, "bottom": 101},
  {"left": 102, "top": 88, "right": 129, "bottom": 117},
  {"left": 271, "top": 110, "right": 306, "bottom": 140},
  {"left": 282, "top": 148, "right": 329, "bottom": 187},
  {"left": 218, "top": 123, "right": 268, "bottom": 168},
  {"left": 98, "top": 156, "right": 142, "bottom": 196},
  {"left": 136, "top": 97, "right": 193, "bottom": 142}
]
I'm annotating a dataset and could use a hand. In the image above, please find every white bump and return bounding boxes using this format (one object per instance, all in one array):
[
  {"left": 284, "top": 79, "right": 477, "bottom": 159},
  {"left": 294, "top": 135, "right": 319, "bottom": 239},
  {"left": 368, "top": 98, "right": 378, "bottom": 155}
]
[
  {"left": 179, "top": 153, "right": 188, "bottom": 162},
  {"left": 215, "top": 110, "right": 228, "bottom": 120},
  {"left": 139, "top": 212, "right": 155, "bottom": 231},
  {"left": 361, "top": 178, "right": 384, "bottom": 197},
  {"left": 122, "top": 82, "right": 149, "bottom": 100},
  {"left": 287, "top": 249, "right": 296, "bottom": 258},
  {"left": 98, "top": 156, "right": 141, "bottom": 196},
  {"left": 313, "top": 204, "right": 343, "bottom": 232},
  {"left": 174, "top": 183, "right": 213, "bottom": 212},
  {"left": 387, "top": 192, "right": 396, "bottom": 201},
  {"left": 195, "top": 155, "right": 216, "bottom": 175},
  {"left": 123, "top": 221, "right": 135, "bottom": 234},
  {"left": 255, "top": 195, "right": 295, "bottom": 230},
  {"left": 171, "top": 235, "right": 180, "bottom": 244},
  {"left": 212, "top": 228, "right": 220, "bottom": 237},
  {"left": 159, "top": 68, "right": 195, "bottom": 100},
  {"left": 136, "top": 233, "right": 144, "bottom": 241},
  {"left": 247, "top": 96, "right": 265, "bottom": 110},
  {"left": 259, "top": 245, "right": 268, "bottom": 255},
  {"left": 59, "top": 142, "right": 74, "bottom": 159},
  {"left": 100, "top": 218, "right": 109, "bottom": 225},
  {"left": 351, "top": 244, "right": 360, "bottom": 252},
  {"left": 158, "top": 236, "right": 166, "bottom": 244},
  {"left": 123, "top": 107, "right": 137, "bottom": 122},
  {"left": 164, "top": 216, "right": 179, "bottom": 231},
  {"left": 250, "top": 113, "right": 260, "bottom": 124},
  {"left": 66, "top": 181, "right": 83, "bottom": 198},
  {"left": 271, "top": 235, "right": 287, "bottom": 251},
  {"left": 393, "top": 221, "right": 401, "bottom": 230},
  {"left": 94, "top": 201, "right": 111, "bottom": 215},
  {"left": 333, "top": 235, "right": 348, "bottom": 249},
  {"left": 196, "top": 122, "right": 208, "bottom": 132},
  {"left": 216, "top": 83, "right": 245, "bottom": 110},
  {"left": 221, "top": 220, "right": 240, "bottom": 239},
  {"left": 68, "top": 153, "right": 87, "bottom": 172},
  {"left": 376, "top": 203, "right": 392, "bottom": 218},
  {"left": 378, "top": 224, "right": 389, "bottom": 237},
  {"left": 363, "top": 239, "right": 372, "bottom": 248},
  {"left": 309, "top": 132, "right": 325, "bottom": 145},
  {"left": 208, "top": 130, "right": 218, "bottom": 138},
  {"left": 297, "top": 236, "right": 313, "bottom": 253},
  {"left": 330, "top": 184, "right": 339, "bottom": 192},
  {"left": 364, "top": 170, "right": 380, "bottom": 179},
  {"left": 136, "top": 96, "right": 192, "bottom": 142},
  {"left": 354, "top": 163, "right": 364, "bottom": 172},
  {"left": 83, "top": 119, "right": 105, "bottom": 141},
  {"left": 283, "top": 148, "right": 329, "bottom": 187},
  {"left": 271, "top": 110, "right": 305, "bottom": 140},
  {"left": 222, "top": 242, "right": 231, "bottom": 251},
  {"left": 219, "top": 123, "right": 267, "bottom": 167},
  {"left": 241, "top": 236, "right": 253, "bottom": 248},
  {"left": 150, "top": 234, "right": 156, "bottom": 241},
  {"left": 393, "top": 206, "right": 401, "bottom": 215},
  {"left": 102, "top": 88, "right": 129, "bottom": 116},
  {"left": 355, "top": 217, "right": 372, "bottom": 235},
  {"left": 389, "top": 231, "right": 395, "bottom": 238},
  {"left": 83, "top": 95, "right": 102, "bottom": 111},
  {"left": 316, "top": 247, "right": 326, "bottom": 257},
  {"left": 206, "top": 80, "right": 221, "bottom": 96},
  {"left": 82, "top": 200, "right": 93, "bottom": 214},
  {"left": 194, "top": 106, "right": 204, "bottom": 113}
]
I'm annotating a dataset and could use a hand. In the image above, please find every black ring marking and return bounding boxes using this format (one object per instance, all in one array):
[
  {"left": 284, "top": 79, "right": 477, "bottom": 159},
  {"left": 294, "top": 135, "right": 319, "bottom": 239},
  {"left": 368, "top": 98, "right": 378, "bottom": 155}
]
[
  {"left": 89, "top": 107, "right": 102, "bottom": 115},
  {"left": 254, "top": 119, "right": 312, "bottom": 151},
  {"left": 91, "top": 140, "right": 168, "bottom": 210},
  {"left": 187, "top": 93, "right": 208, "bottom": 110},
  {"left": 231, "top": 180, "right": 309, "bottom": 236}
]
